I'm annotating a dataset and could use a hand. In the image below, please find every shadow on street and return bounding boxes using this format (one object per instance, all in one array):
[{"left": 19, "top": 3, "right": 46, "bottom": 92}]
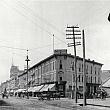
[
  {"left": 87, "top": 103, "right": 110, "bottom": 108},
  {"left": 0, "top": 100, "right": 11, "bottom": 106}
]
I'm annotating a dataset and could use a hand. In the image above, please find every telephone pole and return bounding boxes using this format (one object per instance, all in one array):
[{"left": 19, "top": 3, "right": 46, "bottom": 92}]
[
  {"left": 53, "top": 34, "right": 54, "bottom": 54},
  {"left": 82, "top": 30, "right": 86, "bottom": 106},
  {"left": 25, "top": 50, "right": 30, "bottom": 99},
  {"left": 66, "top": 25, "right": 81, "bottom": 103}
]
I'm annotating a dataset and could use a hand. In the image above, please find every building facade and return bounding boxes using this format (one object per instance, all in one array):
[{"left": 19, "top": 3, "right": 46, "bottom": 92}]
[
  {"left": 10, "top": 65, "right": 23, "bottom": 91},
  {"left": 0, "top": 80, "right": 10, "bottom": 93},
  {"left": 18, "top": 49, "right": 103, "bottom": 97}
]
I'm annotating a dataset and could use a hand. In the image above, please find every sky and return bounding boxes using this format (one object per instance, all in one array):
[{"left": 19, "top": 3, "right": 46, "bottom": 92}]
[{"left": 0, "top": 0, "right": 110, "bottom": 82}]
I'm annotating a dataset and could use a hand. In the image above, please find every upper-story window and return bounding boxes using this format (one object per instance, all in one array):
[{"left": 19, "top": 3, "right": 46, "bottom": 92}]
[
  {"left": 91, "top": 76, "right": 92, "bottom": 83},
  {"left": 59, "top": 60, "right": 62, "bottom": 69},
  {"left": 82, "top": 76, "right": 83, "bottom": 82},
  {"left": 79, "top": 63, "right": 81, "bottom": 72},
  {"left": 98, "top": 77, "right": 100, "bottom": 84},
  {"left": 72, "top": 62, "right": 74, "bottom": 71},
  {"left": 53, "top": 62, "right": 54, "bottom": 70},
  {"left": 49, "top": 62, "right": 51, "bottom": 71},
  {"left": 86, "top": 65, "right": 88, "bottom": 74},
  {"left": 86, "top": 76, "right": 88, "bottom": 83},
  {"left": 98, "top": 68, "right": 100, "bottom": 75},
  {"left": 82, "top": 64, "right": 83, "bottom": 72},
  {"left": 78, "top": 75, "right": 80, "bottom": 82},
  {"left": 95, "top": 77, "right": 96, "bottom": 83},
  {"left": 95, "top": 67, "right": 97, "bottom": 75},
  {"left": 91, "top": 66, "right": 92, "bottom": 74}
]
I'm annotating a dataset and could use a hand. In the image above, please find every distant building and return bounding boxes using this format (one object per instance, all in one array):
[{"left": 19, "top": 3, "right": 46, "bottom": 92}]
[
  {"left": 0, "top": 80, "right": 10, "bottom": 93},
  {"left": 9, "top": 65, "right": 24, "bottom": 91},
  {"left": 18, "top": 49, "right": 103, "bottom": 97}
]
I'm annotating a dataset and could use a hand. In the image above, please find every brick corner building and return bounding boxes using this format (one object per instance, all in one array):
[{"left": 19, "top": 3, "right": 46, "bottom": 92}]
[{"left": 18, "top": 49, "right": 103, "bottom": 98}]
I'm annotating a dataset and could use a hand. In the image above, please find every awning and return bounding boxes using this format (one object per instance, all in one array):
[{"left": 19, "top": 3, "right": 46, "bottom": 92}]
[
  {"left": 10, "top": 90, "right": 14, "bottom": 92},
  {"left": 15, "top": 89, "right": 26, "bottom": 93},
  {"left": 32, "top": 85, "right": 44, "bottom": 92},
  {"left": 40, "top": 84, "right": 55, "bottom": 92},
  {"left": 28, "top": 87, "right": 34, "bottom": 92}
]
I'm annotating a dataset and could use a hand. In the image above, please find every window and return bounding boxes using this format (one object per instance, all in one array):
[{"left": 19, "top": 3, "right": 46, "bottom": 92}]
[
  {"left": 60, "top": 77, "right": 62, "bottom": 81},
  {"left": 86, "top": 76, "right": 88, "bottom": 83},
  {"left": 72, "top": 62, "right": 74, "bottom": 71},
  {"left": 98, "top": 77, "right": 100, "bottom": 84},
  {"left": 53, "top": 62, "right": 54, "bottom": 70},
  {"left": 91, "top": 66, "right": 92, "bottom": 74},
  {"left": 59, "top": 60, "right": 62, "bottom": 69},
  {"left": 98, "top": 69, "right": 100, "bottom": 75},
  {"left": 73, "top": 74, "right": 75, "bottom": 82},
  {"left": 82, "top": 64, "right": 83, "bottom": 72},
  {"left": 79, "top": 63, "right": 81, "bottom": 72},
  {"left": 49, "top": 62, "right": 51, "bottom": 71},
  {"left": 82, "top": 76, "right": 83, "bottom": 82},
  {"left": 95, "top": 77, "right": 96, "bottom": 83},
  {"left": 95, "top": 67, "right": 96, "bottom": 75},
  {"left": 86, "top": 65, "right": 88, "bottom": 74},
  {"left": 91, "top": 76, "right": 92, "bottom": 83},
  {"left": 78, "top": 75, "right": 80, "bottom": 82}
]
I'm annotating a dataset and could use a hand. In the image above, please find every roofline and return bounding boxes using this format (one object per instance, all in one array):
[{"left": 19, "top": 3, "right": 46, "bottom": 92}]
[{"left": 18, "top": 53, "right": 103, "bottom": 77}]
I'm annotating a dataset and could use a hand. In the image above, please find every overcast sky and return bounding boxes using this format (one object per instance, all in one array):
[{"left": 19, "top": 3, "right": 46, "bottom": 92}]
[{"left": 0, "top": 0, "right": 110, "bottom": 83}]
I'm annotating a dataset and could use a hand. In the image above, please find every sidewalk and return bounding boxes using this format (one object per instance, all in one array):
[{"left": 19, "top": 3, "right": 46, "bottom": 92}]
[{"left": 41, "top": 98, "right": 110, "bottom": 110}]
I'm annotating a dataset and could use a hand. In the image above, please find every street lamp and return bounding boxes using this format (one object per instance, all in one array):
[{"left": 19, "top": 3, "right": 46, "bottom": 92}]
[{"left": 25, "top": 50, "right": 30, "bottom": 99}]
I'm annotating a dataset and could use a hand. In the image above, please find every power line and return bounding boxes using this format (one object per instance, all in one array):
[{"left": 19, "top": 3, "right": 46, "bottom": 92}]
[
  {"left": 1, "top": 0, "right": 52, "bottom": 35},
  {"left": 14, "top": 0, "right": 67, "bottom": 44},
  {"left": 2, "top": 0, "right": 66, "bottom": 45},
  {"left": 15, "top": 0, "right": 66, "bottom": 36},
  {"left": 0, "top": 45, "right": 26, "bottom": 51}
]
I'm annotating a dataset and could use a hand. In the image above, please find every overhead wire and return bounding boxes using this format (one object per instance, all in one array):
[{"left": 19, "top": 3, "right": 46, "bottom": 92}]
[
  {"left": 1, "top": 0, "right": 67, "bottom": 53},
  {"left": 14, "top": 0, "right": 66, "bottom": 43},
  {"left": 10, "top": 0, "right": 66, "bottom": 44}
]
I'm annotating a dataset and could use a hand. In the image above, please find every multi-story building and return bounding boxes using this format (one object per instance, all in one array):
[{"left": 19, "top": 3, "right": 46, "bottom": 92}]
[
  {"left": 9, "top": 64, "right": 24, "bottom": 91},
  {"left": 0, "top": 80, "right": 10, "bottom": 93},
  {"left": 18, "top": 49, "right": 103, "bottom": 97}
]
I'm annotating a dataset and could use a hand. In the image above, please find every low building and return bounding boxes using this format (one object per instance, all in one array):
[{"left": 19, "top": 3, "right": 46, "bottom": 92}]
[{"left": 18, "top": 49, "right": 103, "bottom": 97}]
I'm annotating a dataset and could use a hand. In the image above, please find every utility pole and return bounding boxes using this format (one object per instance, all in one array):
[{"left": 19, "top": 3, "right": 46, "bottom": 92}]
[
  {"left": 66, "top": 25, "right": 81, "bottom": 103},
  {"left": 25, "top": 50, "right": 30, "bottom": 99},
  {"left": 82, "top": 30, "right": 86, "bottom": 106},
  {"left": 53, "top": 34, "right": 54, "bottom": 54}
]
